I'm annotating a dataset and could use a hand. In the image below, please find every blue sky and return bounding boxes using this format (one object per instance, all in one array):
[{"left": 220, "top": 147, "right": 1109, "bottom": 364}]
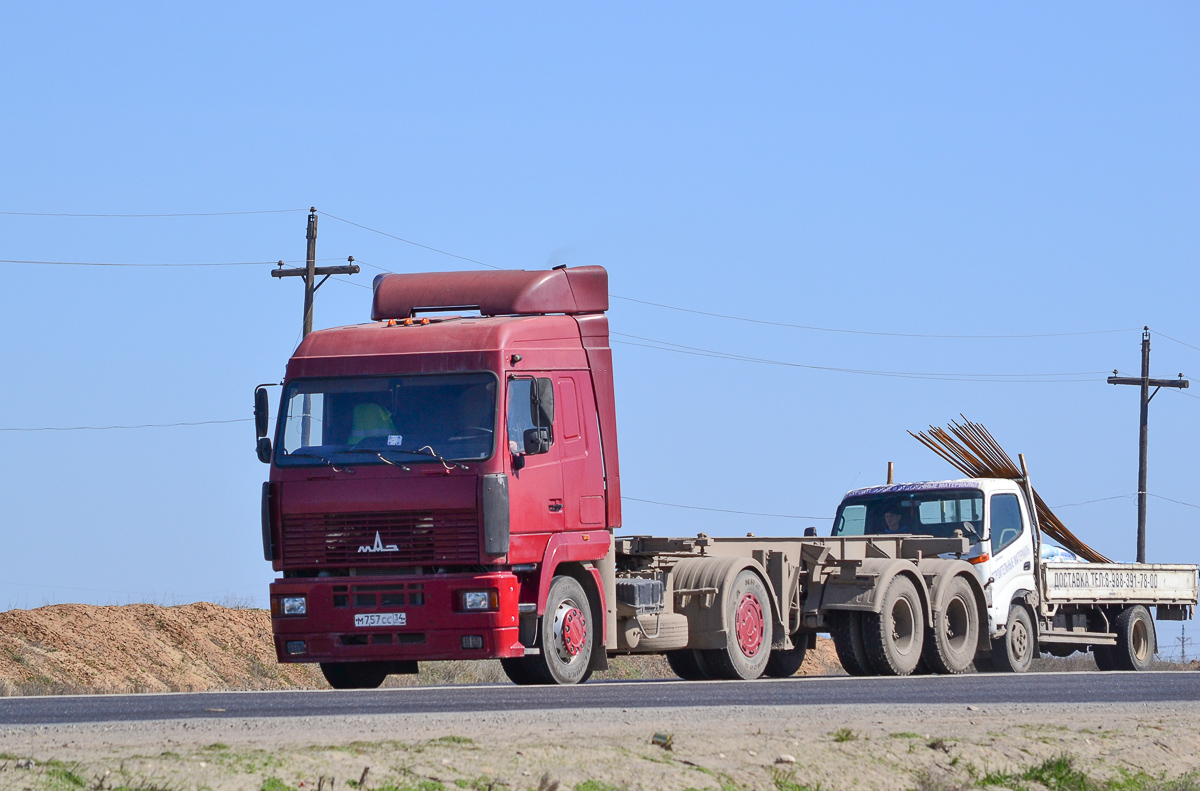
[{"left": 1, "top": 4, "right": 1197, "bottom": 610}]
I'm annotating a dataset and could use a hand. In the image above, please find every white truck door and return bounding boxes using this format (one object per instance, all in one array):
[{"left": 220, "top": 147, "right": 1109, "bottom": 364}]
[{"left": 981, "top": 489, "right": 1037, "bottom": 636}]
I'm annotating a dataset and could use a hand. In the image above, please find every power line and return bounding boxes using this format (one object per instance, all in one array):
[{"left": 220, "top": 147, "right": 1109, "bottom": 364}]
[
  {"left": 1148, "top": 493, "right": 1200, "bottom": 510},
  {"left": 0, "top": 208, "right": 305, "bottom": 218},
  {"left": 1050, "top": 494, "right": 1137, "bottom": 508},
  {"left": 1, "top": 258, "right": 342, "bottom": 268},
  {"left": 612, "top": 332, "right": 1108, "bottom": 383},
  {"left": 622, "top": 496, "right": 831, "bottom": 520},
  {"left": 0, "top": 419, "right": 251, "bottom": 432},
  {"left": 321, "top": 211, "right": 502, "bottom": 270},
  {"left": 1156, "top": 331, "right": 1200, "bottom": 355},
  {"left": 612, "top": 295, "right": 1137, "bottom": 340}
]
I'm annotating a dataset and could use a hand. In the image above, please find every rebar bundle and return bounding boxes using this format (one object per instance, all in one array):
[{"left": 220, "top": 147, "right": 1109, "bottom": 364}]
[{"left": 909, "top": 417, "right": 1112, "bottom": 564}]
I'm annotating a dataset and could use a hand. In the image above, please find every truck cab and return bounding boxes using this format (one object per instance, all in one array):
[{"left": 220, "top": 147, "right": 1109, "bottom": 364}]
[{"left": 256, "top": 267, "right": 621, "bottom": 688}]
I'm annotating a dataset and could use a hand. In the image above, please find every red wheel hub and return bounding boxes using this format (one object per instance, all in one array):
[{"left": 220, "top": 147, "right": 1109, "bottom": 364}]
[
  {"left": 735, "top": 593, "right": 764, "bottom": 657},
  {"left": 560, "top": 607, "right": 587, "bottom": 656}
]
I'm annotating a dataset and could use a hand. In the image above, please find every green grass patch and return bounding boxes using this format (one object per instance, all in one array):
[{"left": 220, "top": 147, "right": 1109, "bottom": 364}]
[
  {"left": 260, "top": 777, "right": 298, "bottom": 791},
  {"left": 45, "top": 767, "right": 87, "bottom": 788},
  {"left": 576, "top": 782, "right": 622, "bottom": 791},
  {"left": 832, "top": 728, "right": 856, "bottom": 743},
  {"left": 202, "top": 743, "right": 229, "bottom": 752},
  {"left": 891, "top": 732, "right": 922, "bottom": 739},
  {"left": 432, "top": 735, "right": 474, "bottom": 745},
  {"left": 771, "top": 768, "right": 823, "bottom": 791}
]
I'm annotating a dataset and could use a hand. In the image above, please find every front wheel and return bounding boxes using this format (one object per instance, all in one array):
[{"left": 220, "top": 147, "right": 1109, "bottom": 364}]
[
  {"left": 320, "top": 662, "right": 391, "bottom": 690},
  {"left": 992, "top": 605, "right": 1035, "bottom": 673},
  {"left": 514, "top": 575, "right": 595, "bottom": 685}
]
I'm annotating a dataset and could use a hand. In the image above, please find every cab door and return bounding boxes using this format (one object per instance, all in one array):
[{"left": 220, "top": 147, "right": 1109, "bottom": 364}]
[
  {"left": 505, "top": 375, "right": 565, "bottom": 534},
  {"left": 982, "top": 490, "right": 1037, "bottom": 635}
]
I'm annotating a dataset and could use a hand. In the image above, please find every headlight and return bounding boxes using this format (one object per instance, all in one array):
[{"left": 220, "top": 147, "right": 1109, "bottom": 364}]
[
  {"left": 281, "top": 595, "right": 307, "bottom": 615},
  {"left": 459, "top": 589, "right": 498, "bottom": 612}
]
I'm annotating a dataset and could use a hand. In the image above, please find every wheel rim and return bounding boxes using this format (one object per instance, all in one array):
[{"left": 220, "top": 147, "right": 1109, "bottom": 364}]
[
  {"left": 1011, "top": 619, "right": 1030, "bottom": 662},
  {"left": 735, "top": 593, "right": 765, "bottom": 657},
  {"left": 1131, "top": 618, "right": 1149, "bottom": 661},
  {"left": 945, "top": 595, "right": 970, "bottom": 652},
  {"left": 552, "top": 599, "right": 588, "bottom": 663},
  {"left": 890, "top": 594, "right": 917, "bottom": 654}
]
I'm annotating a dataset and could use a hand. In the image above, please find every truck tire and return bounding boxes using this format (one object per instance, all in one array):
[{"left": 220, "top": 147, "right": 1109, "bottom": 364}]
[
  {"left": 698, "top": 569, "right": 774, "bottom": 680},
  {"left": 1091, "top": 645, "right": 1117, "bottom": 671},
  {"left": 991, "top": 604, "right": 1035, "bottom": 673},
  {"left": 524, "top": 575, "right": 595, "bottom": 685},
  {"left": 862, "top": 575, "right": 925, "bottom": 676},
  {"left": 666, "top": 649, "right": 710, "bottom": 680},
  {"left": 1111, "top": 605, "right": 1156, "bottom": 671},
  {"left": 922, "top": 575, "right": 979, "bottom": 675},
  {"left": 320, "top": 662, "right": 391, "bottom": 690},
  {"left": 829, "top": 611, "right": 873, "bottom": 676},
  {"left": 763, "top": 640, "right": 808, "bottom": 678},
  {"left": 499, "top": 657, "right": 539, "bottom": 685}
]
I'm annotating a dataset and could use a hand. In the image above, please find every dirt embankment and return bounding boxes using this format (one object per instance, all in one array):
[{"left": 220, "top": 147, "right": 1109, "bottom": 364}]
[{"left": 0, "top": 603, "right": 844, "bottom": 695}]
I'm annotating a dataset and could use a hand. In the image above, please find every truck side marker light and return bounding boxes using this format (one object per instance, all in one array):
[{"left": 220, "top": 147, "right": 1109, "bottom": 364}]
[
  {"left": 582, "top": 534, "right": 590, "bottom": 541},
  {"left": 404, "top": 317, "right": 414, "bottom": 325},
  {"left": 421, "top": 318, "right": 430, "bottom": 325},
  {"left": 968, "top": 554, "right": 990, "bottom": 565}
]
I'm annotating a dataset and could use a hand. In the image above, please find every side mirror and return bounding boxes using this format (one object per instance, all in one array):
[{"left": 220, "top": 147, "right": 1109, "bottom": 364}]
[
  {"left": 254, "top": 387, "right": 270, "bottom": 439},
  {"left": 510, "top": 450, "right": 525, "bottom": 471},
  {"left": 256, "top": 436, "right": 273, "bottom": 464},
  {"left": 523, "top": 427, "right": 551, "bottom": 455},
  {"left": 803, "top": 527, "right": 817, "bottom": 537}
]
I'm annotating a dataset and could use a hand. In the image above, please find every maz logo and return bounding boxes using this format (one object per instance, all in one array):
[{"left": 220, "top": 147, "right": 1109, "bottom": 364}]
[{"left": 358, "top": 531, "right": 399, "bottom": 554}]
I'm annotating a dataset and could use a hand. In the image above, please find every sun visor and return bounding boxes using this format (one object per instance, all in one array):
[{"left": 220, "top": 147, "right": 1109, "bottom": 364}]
[{"left": 371, "top": 266, "right": 608, "bottom": 320}]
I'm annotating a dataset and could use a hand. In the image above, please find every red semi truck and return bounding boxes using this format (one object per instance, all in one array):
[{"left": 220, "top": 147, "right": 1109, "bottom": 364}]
[{"left": 256, "top": 266, "right": 1196, "bottom": 687}]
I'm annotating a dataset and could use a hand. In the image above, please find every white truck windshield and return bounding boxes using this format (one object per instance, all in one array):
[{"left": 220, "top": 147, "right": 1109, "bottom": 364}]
[
  {"left": 833, "top": 490, "right": 985, "bottom": 542},
  {"left": 276, "top": 373, "right": 497, "bottom": 466}
]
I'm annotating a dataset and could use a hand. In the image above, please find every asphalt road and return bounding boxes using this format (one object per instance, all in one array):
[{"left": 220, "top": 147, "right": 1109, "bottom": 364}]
[{"left": 1, "top": 672, "right": 1197, "bottom": 726}]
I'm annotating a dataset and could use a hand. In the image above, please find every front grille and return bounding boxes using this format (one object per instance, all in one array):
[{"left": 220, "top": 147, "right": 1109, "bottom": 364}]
[{"left": 281, "top": 509, "right": 479, "bottom": 566}]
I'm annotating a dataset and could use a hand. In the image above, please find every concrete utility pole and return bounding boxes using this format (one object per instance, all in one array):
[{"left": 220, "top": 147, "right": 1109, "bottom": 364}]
[
  {"left": 271, "top": 208, "right": 360, "bottom": 446},
  {"left": 1107, "top": 327, "right": 1189, "bottom": 563}
]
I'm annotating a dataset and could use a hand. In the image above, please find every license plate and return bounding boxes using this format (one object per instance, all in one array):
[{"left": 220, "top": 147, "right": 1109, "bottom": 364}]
[{"left": 354, "top": 613, "right": 406, "bottom": 628}]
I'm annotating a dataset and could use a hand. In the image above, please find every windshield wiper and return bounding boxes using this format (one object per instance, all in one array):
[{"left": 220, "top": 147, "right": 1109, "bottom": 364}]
[
  {"left": 285, "top": 451, "right": 355, "bottom": 474},
  {"left": 340, "top": 448, "right": 412, "bottom": 471},
  {"left": 382, "top": 445, "right": 469, "bottom": 471}
]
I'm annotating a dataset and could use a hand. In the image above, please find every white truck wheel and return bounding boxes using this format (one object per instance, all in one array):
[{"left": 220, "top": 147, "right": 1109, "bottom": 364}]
[
  {"left": 922, "top": 575, "right": 979, "bottom": 674},
  {"left": 992, "top": 604, "right": 1035, "bottom": 673},
  {"left": 1111, "top": 605, "right": 1156, "bottom": 671},
  {"left": 862, "top": 575, "right": 925, "bottom": 676}
]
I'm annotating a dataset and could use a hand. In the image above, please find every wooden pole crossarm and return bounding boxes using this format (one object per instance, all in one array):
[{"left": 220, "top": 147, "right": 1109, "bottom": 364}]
[{"left": 1107, "top": 376, "right": 1188, "bottom": 388}]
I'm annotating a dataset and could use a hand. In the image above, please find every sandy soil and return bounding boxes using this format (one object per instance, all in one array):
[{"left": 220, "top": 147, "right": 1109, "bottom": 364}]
[
  {"left": 1, "top": 700, "right": 1198, "bottom": 790},
  {"left": 0, "top": 604, "right": 844, "bottom": 695}
]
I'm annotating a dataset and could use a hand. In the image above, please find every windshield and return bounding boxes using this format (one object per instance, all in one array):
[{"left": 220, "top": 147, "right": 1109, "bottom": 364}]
[
  {"left": 832, "top": 489, "right": 984, "bottom": 542},
  {"left": 276, "top": 373, "right": 497, "bottom": 466}
]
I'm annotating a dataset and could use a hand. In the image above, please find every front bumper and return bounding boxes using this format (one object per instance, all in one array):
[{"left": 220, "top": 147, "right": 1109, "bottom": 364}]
[{"left": 270, "top": 571, "right": 524, "bottom": 663}]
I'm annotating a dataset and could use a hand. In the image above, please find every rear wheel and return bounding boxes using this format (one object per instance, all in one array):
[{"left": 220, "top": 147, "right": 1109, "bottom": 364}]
[
  {"left": 666, "top": 649, "right": 710, "bottom": 680},
  {"left": 862, "top": 575, "right": 925, "bottom": 676},
  {"left": 1111, "top": 605, "right": 1156, "bottom": 671},
  {"left": 699, "top": 570, "right": 774, "bottom": 680},
  {"left": 923, "top": 576, "right": 979, "bottom": 675},
  {"left": 320, "top": 662, "right": 390, "bottom": 690},
  {"left": 992, "top": 605, "right": 1035, "bottom": 673},
  {"left": 829, "top": 611, "right": 873, "bottom": 676},
  {"left": 1092, "top": 645, "right": 1117, "bottom": 671},
  {"left": 763, "top": 639, "right": 808, "bottom": 678}
]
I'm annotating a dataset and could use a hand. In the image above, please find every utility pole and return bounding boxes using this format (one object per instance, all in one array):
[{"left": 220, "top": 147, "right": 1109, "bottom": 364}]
[
  {"left": 271, "top": 207, "right": 360, "bottom": 446},
  {"left": 1174, "top": 623, "right": 1193, "bottom": 664},
  {"left": 1107, "top": 327, "right": 1188, "bottom": 563}
]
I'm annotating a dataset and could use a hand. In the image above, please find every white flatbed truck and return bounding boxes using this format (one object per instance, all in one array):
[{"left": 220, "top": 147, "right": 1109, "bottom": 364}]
[{"left": 826, "top": 477, "right": 1199, "bottom": 673}]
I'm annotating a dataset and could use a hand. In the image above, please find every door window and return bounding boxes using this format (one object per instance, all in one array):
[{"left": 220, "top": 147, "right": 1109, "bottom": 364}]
[
  {"left": 989, "top": 493, "right": 1024, "bottom": 554},
  {"left": 507, "top": 377, "right": 554, "bottom": 455}
]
